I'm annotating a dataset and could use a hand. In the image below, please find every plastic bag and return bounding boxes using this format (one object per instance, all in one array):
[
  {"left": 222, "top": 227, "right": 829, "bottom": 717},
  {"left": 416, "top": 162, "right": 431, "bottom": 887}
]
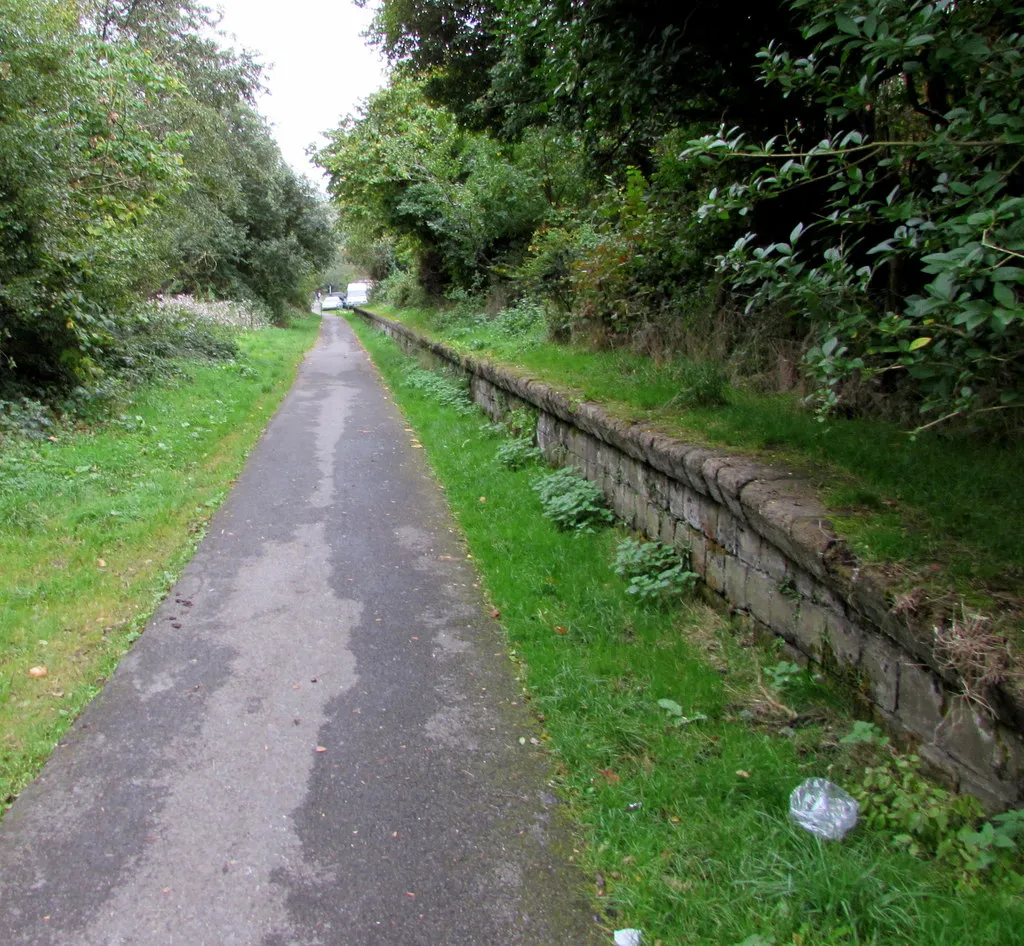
[{"left": 789, "top": 777, "right": 859, "bottom": 840}]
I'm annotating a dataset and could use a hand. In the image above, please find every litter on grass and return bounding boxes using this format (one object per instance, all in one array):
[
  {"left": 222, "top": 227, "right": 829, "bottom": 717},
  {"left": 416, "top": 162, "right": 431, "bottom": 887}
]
[
  {"left": 789, "top": 777, "right": 859, "bottom": 840},
  {"left": 613, "top": 929, "right": 642, "bottom": 946}
]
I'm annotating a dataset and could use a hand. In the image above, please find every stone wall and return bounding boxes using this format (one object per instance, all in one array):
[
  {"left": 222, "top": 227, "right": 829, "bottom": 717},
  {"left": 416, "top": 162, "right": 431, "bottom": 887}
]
[{"left": 354, "top": 308, "right": 1024, "bottom": 809}]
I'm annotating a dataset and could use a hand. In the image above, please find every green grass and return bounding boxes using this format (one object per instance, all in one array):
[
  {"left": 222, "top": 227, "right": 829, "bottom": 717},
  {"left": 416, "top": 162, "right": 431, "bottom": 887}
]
[
  {"left": 0, "top": 312, "right": 320, "bottom": 810},
  {"left": 370, "top": 304, "right": 1024, "bottom": 605},
  {"left": 348, "top": 312, "right": 1024, "bottom": 946}
]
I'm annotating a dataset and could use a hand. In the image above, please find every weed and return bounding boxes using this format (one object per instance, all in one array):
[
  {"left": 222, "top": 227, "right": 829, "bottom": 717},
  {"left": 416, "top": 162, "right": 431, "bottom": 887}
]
[
  {"left": 613, "top": 538, "right": 698, "bottom": 601},
  {"left": 496, "top": 437, "right": 542, "bottom": 471},
  {"left": 401, "top": 368, "right": 476, "bottom": 415},
  {"left": 763, "top": 660, "right": 803, "bottom": 691},
  {"left": 933, "top": 606, "right": 1022, "bottom": 711},
  {"left": 532, "top": 467, "right": 613, "bottom": 532}
]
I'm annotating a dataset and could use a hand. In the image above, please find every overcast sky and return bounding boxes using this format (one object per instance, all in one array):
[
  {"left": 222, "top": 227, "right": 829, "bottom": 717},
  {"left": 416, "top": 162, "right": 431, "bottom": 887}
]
[{"left": 212, "top": 1, "right": 388, "bottom": 185}]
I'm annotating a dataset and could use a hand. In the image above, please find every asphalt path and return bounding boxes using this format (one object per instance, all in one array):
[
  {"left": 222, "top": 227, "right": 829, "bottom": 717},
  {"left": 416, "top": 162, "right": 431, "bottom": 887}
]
[{"left": 0, "top": 315, "right": 600, "bottom": 946}]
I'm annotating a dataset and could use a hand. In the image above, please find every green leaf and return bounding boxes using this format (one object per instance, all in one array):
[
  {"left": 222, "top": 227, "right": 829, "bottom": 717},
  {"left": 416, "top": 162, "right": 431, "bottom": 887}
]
[
  {"left": 835, "top": 13, "right": 860, "bottom": 35},
  {"left": 657, "top": 698, "right": 684, "bottom": 716},
  {"left": 908, "top": 337, "right": 932, "bottom": 351}
]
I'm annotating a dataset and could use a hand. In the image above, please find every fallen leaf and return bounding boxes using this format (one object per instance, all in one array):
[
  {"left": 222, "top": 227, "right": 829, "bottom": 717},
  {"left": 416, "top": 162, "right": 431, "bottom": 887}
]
[
  {"left": 736, "top": 770, "right": 751, "bottom": 779},
  {"left": 315, "top": 746, "right": 327, "bottom": 753},
  {"left": 489, "top": 608, "right": 501, "bottom": 619},
  {"left": 554, "top": 626, "right": 567, "bottom": 636},
  {"left": 96, "top": 559, "right": 107, "bottom": 568},
  {"left": 598, "top": 768, "right": 621, "bottom": 784},
  {"left": 28, "top": 666, "right": 48, "bottom": 678},
  {"left": 478, "top": 496, "right": 487, "bottom": 503}
]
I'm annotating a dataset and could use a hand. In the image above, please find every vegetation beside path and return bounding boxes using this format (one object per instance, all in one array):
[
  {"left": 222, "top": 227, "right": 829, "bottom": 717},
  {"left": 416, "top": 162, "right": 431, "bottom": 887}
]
[
  {"left": 347, "top": 312, "right": 1023, "bottom": 946},
  {"left": 0, "top": 312, "right": 320, "bottom": 812}
]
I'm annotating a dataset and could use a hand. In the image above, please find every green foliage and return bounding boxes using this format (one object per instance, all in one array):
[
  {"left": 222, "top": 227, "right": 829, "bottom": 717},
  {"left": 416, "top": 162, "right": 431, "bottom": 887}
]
[
  {"left": 613, "top": 537, "right": 698, "bottom": 601},
  {"left": 763, "top": 659, "right": 803, "bottom": 690},
  {"left": 690, "top": 0, "right": 1024, "bottom": 429},
  {"left": 532, "top": 466, "right": 613, "bottom": 532},
  {"left": 495, "top": 436, "right": 542, "bottom": 470},
  {"left": 401, "top": 368, "right": 476, "bottom": 414},
  {"left": 851, "top": 748, "right": 1024, "bottom": 883},
  {"left": 0, "top": 0, "right": 332, "bottom": 402},
  {"left": 374, "top": 269, "right": 429, "bottom": 309}
]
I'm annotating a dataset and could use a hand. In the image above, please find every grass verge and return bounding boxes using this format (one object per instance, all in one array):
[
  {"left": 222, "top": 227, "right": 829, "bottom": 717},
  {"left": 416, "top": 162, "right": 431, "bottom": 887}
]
[
  {"left": 0, "top": 311, "right": 320, "bottom": 811},
  {"left": 369, "top": 304, "right": 1024, "bottom": 610},
  {"left": 348, "top": 312, "right": 1023, "bottom": 946}
]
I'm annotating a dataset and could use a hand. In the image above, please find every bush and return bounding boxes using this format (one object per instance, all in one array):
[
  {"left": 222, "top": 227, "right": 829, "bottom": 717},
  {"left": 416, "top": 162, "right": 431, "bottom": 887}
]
[
  {"left": 374, "top": 269, "right": 428, "bottom": 309},
  {"left": 532, "top": 466, "right": 614, "bottom": 532}
]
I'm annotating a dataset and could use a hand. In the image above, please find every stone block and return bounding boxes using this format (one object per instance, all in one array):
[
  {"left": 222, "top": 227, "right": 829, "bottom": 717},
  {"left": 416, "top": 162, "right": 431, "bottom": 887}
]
[
  {"left": 724, "top": 557, "right": 749, "bottom": 607},
  {"left": 647, "top": 470, "right": 671, "bottom": 511},
  {"left": 705, "top": 544, "right": 728, "bottom": 595},
  {"left": 823, "top": 612, "right": 863, "bottom": 670},
  {"left": 935, "top": 698, "right": 1008, "bottom": 782},
  {"left": 897, "top": 661, "right": 946, "bottom": 742},
  {"left": 700, "top": 455, "right": 731, "bottom": 504},
  {"left": 609, "top": 483, "right": 633, "bottom": 523},
  {"left": 682, "top": 490, "right": 718, "bottom": 538},
  {"left": 641, "top": 503, "right": 659, "bottom": 541},
  {"left": 736, "top": 525, "right": 762, "bottom": 568},
  {"left": 714, "top": 508, "right": 742, "bottom": 555},
  {"left": 659, "top": 514, "right": 677, "bottom": 548},
  {"left": 792, "top": 601, "right": 829, "bottom": 659},
  {"left": 667, "top": 480, "right": 688, "bottom": 519},
  {"left": 676, "top": 525, "right": 707, "bottom": 577},
  {"left": 770, "top": 585, "right": 800, "bottom": 640},
  {"left": 861, "top": 635, "right": 901, "bottom": 713},
  {"left": 743, "top": 567, "right": 778, "bottom": 629},
  {"left": 683, "top": 447, "right": 717, "bottom": 497}
]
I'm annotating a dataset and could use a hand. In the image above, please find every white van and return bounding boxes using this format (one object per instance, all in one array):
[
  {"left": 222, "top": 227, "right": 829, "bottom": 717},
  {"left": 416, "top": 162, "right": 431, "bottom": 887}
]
[{"left": 343, "top": 281, "right": 370, "bottom": 308}]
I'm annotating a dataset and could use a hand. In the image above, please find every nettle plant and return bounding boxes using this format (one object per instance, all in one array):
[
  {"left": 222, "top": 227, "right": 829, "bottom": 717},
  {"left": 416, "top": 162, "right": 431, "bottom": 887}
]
[
  {"left": 532, "top": 467, "right": 614, "bottom": 532},
  {"left": 687, "top": 0, "right": 1023, "bottom": 430},
  {"left": 613, "top": 537, "right": 698, "bottom": 601}
]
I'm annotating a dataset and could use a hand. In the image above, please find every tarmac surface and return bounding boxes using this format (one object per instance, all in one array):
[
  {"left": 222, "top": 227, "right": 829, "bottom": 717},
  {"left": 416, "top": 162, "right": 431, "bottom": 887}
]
[{"left": 0, "top": 315, "right": 600, "bottom": 946}]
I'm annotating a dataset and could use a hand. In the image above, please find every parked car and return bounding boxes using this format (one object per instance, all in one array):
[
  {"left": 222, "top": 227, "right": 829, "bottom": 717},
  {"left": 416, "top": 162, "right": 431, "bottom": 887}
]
[
  {"left": 321, "top": 294, "right": 344, "bottom": 310},
  {"left": 343, "top": 281, "right": 370, "bottom": 308}
]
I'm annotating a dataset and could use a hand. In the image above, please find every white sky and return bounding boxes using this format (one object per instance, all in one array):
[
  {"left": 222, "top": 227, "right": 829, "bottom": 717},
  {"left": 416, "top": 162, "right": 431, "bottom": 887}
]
[{"left": 212, "top": 1, "right": 388, "bottom": 185}]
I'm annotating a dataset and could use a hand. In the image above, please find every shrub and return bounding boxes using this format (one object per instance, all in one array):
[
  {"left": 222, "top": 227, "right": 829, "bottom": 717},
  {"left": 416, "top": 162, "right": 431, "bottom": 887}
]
[{"left": 374, "top": 269, "right": 428, "bottom": 309}]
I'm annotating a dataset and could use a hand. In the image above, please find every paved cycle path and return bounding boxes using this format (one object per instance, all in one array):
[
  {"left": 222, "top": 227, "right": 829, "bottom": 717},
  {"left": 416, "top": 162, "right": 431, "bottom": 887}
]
[{"left": 0, "top": 315, "right": 599, "bottom": 946}]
